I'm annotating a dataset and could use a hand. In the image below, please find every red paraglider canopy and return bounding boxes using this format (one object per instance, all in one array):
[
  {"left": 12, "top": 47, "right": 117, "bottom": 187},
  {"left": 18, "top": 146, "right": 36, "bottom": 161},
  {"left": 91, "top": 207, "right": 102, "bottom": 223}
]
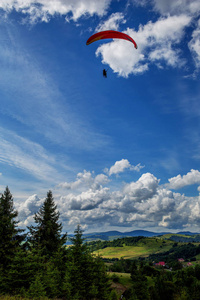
[{"left": 86, "top": 30, "right": 137, "bottom": 49}]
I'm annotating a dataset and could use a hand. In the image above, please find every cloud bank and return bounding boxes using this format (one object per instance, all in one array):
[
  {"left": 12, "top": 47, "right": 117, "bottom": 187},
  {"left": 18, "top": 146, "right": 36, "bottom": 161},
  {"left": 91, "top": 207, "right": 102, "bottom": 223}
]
[{"left": 16, "top": 160, "right": 200, "bottom": 233}]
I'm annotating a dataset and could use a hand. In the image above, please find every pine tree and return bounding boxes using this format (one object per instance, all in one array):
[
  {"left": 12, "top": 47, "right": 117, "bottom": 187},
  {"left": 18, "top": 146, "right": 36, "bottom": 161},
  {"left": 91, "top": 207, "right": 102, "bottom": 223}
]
[
  {"left": 69, "top": 225, "right": 88, "bottom": 298},
  {"left": 28, "top": 190, "right": 67, "bottom": 257},
  {"left": 0, "top": 186, "right": 24, "bottom": 271},
  {"left": 69, "top": 225, "right": 111, "bottom": 299}
]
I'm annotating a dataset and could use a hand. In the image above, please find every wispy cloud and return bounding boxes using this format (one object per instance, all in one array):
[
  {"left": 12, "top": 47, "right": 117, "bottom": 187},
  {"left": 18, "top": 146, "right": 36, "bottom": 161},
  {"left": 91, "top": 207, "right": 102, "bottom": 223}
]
[
  {"left": 152, "top": 0, "right": 200, "bottom": 16},
  {"left": 95, "top": 12, "right": 126, "bottom": 32},
  {"left": 0, "top": 21, "right": 110, "bottom": 151},
  {"left": 188, "top": 19, "right": 200, "bottom": 70},
  {"left": 131, "top": 0, "right": 200, "bottom": 16},
  {"left": 0, "top": 127, "right": 73, "bottom": 184}
]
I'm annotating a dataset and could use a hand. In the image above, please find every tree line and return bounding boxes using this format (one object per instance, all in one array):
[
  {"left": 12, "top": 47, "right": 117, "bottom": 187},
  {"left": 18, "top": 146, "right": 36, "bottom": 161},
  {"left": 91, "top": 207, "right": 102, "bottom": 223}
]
[
  {"left": 0, "top": 187, "right": 113, "bottom": 299},
  {"left": 88, "top": 236, "right": 144, "bottom": 251},
  {"left": 148, "top": 243, "right": 200, "bottom": 264}
]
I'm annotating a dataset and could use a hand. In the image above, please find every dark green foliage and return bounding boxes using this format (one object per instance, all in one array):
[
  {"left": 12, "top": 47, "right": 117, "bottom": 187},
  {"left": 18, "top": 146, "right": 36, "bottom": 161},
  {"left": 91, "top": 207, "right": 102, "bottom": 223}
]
[
  {"left": 131, "top": 265, "right": 149, "bottom": 300},
  {"left": 169, "top": 235, "right": 200, "bottom": 243},
  {"left": 88, "top": 236, "right": 144, "bottom": 251},
  {"left": 170, "top": 260, "right": 183, "bottom": 271},
  {"left": 28, "top": 190, "right": 67, "bottom": 257},
  {"left": 110, "top": 273, "right": 119, "bottom": 283},
  {"left": 0, "top": 187, "right": 25, "bottom": 271},
  {"left": 28, "top": 273, "right": 47, "bottom": 299},
  {"left": 0, "top": 187, "right": 26, "bottom": 294},
  {"left": 109, "top": 289, "right": 118, "bottom": 300},
  {"left": 123, "top": 287, "right": 139, "bottom": 300},
  {"left": 109, "top": 258, "right": 137, "bottom": 273},
  {"left": 149, "top": 242, "right": 200, "bottom": 263},
  {"left": 154, "top": 277, "right": 177, "bottom": 300},
  {"left": 141, "top": 264, "right": 160, "bottom": 277},
  {"left": 68, "top": 225, "right": 111, "bottom": 300}
]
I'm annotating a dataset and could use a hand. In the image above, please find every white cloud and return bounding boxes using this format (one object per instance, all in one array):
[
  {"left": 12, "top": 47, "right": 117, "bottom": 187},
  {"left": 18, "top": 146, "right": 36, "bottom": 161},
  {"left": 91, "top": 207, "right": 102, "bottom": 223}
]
[
  {"left": 95, "top": 12, "right": 126, "bottom": 32},
  {"left": 16, "top": 166, "right": 200, "bottom": 233},
  {"left": 58, "top": 170, "right": 93, "bottom": 190},
  {"left": 188, "top": 19, "right": 200, "bottom": 69},
  {"left": 131, "top": 0, "right": 200, "bottom": 16},
  {"left": 63, "top": 186, "right": 110, "bottom": 211},
  {"left": 152, "top": 0, "right": 200, "bottom": 16},
  {"left": 0, "top": 0, "right": 111, "bottom": 22},
  {"left": 105, "top": 159, "right": 144, "bottom": 176},
  {"left": 18, "top": 194, "right": 43, "bottom": 218},
  {"left": 122, "top": 173, "right": 159, "bottom": 204},
  {"left": 58, "top": 170, "right": 109, "bottom": 190},
  {"left": 168, "top": 169, "right": 200, "bottom": 189},
  {"left": 96, "top": 14, "right": 191, "bottom": 77},
  {"left": 159, "top": 214, "right": 171, "bottom": 227}
]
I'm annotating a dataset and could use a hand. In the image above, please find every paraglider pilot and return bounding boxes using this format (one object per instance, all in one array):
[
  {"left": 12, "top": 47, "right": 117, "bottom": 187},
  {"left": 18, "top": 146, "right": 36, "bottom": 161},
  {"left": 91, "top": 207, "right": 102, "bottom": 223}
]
[{"left": 103, "top": 69, "right": 107, "bottom": 78}]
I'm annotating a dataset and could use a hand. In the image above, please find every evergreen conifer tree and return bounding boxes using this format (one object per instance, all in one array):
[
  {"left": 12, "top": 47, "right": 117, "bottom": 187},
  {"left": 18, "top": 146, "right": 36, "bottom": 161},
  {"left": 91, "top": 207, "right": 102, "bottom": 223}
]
[
  {"left": 0, "top": 186, "right": 24, "bottom": 271},
  {"left": 69, "top": 225, "right": 111, "bottom": 299},
  {"left": 28, "top": 190, "right": 67, "bottom": 257}
]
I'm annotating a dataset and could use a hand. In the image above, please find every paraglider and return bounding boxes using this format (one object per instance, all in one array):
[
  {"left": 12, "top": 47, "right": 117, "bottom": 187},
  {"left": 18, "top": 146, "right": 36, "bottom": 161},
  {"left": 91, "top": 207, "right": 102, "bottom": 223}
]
[
  {"left": 86, "top": 30, "right": 138, "bottom": 49},
  {"left": 103, "top": 69, "right": 107, "bottom": 78},
  {"left": 86, "top": 30, "right": 137, "bottom": 78}
]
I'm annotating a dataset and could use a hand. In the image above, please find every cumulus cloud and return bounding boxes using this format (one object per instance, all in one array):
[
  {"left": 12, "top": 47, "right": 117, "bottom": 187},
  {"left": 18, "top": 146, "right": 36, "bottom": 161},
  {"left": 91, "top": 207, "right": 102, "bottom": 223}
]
[
  {"left": 17, "top": 162, "right": 200, "bottom": 233},
  {"left": 17, "top": 194, "right": 43, "bottom": 226},
  {"left": 122, "top": 173, "right": 159, "bottom": 203},
  {"left": 58, "top": 170, "right": 109, "bottom": 190},
  {"left": 96, "top": 14, "right": 191, "bottom": 77},
  {"left": 105, "top": 159, "right": 144, "bottom": 176},
  {"left": 168, "top": 169, "right": 200, "bottom": 189},
  {"left": 62, "top": 186, "right": 110, "bottom": 211},
  {"left": 0, "top": 0, "right": 111, "bottom": 22}
]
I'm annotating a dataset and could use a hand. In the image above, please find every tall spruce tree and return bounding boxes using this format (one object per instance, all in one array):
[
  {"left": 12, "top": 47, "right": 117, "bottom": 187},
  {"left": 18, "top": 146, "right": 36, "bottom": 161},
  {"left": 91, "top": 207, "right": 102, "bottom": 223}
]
[
  {"left": 0, "top": 186, "right": 24, "bottom": 271},
  {"left": 28, "top": 190, "right": 67, "bottom": 256},
  {"left": 69, "top": 225, "right": 111, "bottom": 299}
]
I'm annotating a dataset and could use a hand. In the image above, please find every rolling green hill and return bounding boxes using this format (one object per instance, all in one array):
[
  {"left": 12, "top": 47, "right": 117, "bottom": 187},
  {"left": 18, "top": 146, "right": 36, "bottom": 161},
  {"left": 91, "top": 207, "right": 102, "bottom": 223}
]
[
  {"left": 91, "top": 235, "right": 200, "bottom": 260},
  {"left": 92, "top": 236, "right": 175, "bottom": 259}
]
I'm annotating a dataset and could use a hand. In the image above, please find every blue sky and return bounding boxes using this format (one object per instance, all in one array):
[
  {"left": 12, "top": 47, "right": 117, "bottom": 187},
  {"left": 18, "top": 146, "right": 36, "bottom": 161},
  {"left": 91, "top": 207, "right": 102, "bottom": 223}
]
[{"left": 0, "top": 0, "right": 200, "bottom": 233}]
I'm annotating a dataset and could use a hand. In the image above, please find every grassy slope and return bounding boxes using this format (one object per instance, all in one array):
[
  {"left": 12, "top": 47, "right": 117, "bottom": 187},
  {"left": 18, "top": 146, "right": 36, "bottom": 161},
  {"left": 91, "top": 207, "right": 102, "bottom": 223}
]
[{"left": 93, "top": 237, "right": 174, "bottom": 259}]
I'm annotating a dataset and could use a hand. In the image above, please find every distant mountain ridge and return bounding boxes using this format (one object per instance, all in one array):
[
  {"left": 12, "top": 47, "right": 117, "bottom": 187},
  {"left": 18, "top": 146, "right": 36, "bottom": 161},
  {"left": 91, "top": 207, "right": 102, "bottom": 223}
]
[
  {"left": 66, "top": 230, "right": 200, "bottom": 244},
  {"left": 83, "top": 230, "right": 171, "bottom": 241},
  {"left": 177, "top": 231, "right": 200, "bottom": 235}
]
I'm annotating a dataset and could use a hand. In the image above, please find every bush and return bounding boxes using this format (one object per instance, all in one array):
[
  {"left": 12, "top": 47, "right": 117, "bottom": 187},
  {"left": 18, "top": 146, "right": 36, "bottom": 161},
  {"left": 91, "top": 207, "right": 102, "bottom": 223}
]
[{"left": 111, "top": 273, "right": 119, "bottom": 283}]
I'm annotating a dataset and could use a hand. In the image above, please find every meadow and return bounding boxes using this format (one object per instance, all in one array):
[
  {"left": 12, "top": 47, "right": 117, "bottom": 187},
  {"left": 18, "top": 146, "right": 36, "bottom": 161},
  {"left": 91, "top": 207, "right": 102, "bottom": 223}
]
[{"left": 93, "top": 236, "right": 175, "bottom": 259}]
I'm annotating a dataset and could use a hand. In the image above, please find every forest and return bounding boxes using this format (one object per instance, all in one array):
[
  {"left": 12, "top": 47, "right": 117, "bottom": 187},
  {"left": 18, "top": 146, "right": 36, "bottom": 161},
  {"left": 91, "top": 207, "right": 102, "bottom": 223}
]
[
  {"left": 2, "top": 186, "right": 200, "bottom": 299},
  {"left": 0, "top": 187, "right": 113, "bottom": 299}
]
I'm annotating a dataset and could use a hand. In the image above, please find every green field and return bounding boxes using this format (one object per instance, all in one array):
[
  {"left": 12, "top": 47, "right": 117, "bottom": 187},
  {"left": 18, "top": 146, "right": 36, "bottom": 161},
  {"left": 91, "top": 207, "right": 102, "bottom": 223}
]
[{"left": 93, "top": 237, "right": 174, "bottom": 259}]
